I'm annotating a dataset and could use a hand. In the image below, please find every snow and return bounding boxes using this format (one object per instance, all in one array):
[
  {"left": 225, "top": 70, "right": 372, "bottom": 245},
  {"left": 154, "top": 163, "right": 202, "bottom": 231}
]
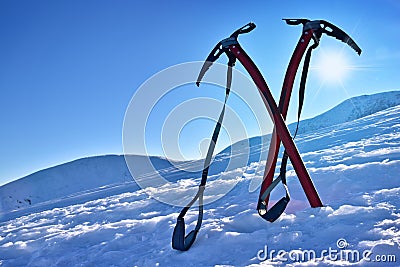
[
  {"left": 289, "top": 90, "right": 400, "bottom": 135},
  {"left": 1, "top": 91, "right": 400, "bottom": 266}
]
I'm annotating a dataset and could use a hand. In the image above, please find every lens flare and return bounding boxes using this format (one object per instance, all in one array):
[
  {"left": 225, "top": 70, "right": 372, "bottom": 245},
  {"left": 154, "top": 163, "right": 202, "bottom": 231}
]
[{"left": 314, "top": 50, "right": 350, "bottom": 83}]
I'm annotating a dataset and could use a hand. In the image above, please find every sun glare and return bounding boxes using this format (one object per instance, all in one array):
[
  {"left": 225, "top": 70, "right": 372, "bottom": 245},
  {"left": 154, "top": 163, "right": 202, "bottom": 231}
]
[{"left": 314, "top": 50, "right": 351, "bottom": 84}]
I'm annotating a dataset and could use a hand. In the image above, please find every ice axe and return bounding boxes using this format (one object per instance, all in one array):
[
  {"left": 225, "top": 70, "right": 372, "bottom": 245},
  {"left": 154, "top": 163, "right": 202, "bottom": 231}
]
[{"left": 258, "top": 19, "right": 361, "bottom": 219}]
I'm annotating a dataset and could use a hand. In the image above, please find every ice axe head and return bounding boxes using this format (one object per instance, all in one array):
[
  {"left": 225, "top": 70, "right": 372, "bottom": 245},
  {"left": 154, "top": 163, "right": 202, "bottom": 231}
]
[
  {"left": 283, "top": 18, "right": 362, "bottom": 55},
  {"left": 196, "top": 22, "right": 256, "bottom": 87}
]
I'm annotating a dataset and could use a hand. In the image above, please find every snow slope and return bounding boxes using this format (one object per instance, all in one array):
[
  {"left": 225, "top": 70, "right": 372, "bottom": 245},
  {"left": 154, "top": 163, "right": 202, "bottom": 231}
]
[
  {"left": 1, "top": 92, "right": 400, "bottom": 266},
  {"left": 0, "top": 155, "right": 205, "bottom": 213},
  {"left": 219, "top": 90, "right": 400, "bottom": 160},
  {"left": 290, "top": 90, "right": 400, "bottom": 135},
  {"left": 0, "top": 155, "right": 133, "bottom": 212},
  {"left": 1, "top": 91, "right": 399, "bottom": 214}
]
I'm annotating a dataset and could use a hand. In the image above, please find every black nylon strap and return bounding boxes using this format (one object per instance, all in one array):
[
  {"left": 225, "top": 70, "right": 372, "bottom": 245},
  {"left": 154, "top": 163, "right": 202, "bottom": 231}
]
[
  {"left": 258, "top": 150, "right": 290, "bottom": 222},
  {"left": 172, "top": 62, "right": 234, "bottom": 251},
  {"left": 293, "top": 42, "right": 318, "bottom": 138},
  {"left": 258, "top": 41, "right": 317, "bottom": 222}
]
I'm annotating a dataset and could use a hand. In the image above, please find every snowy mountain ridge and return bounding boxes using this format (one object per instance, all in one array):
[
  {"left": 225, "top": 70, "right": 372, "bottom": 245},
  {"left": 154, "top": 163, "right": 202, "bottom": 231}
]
[
  {"left": 215, "top": 90, "right": 400, "bottom": 159},
  {"left": 289, "top": 90, "right": 400, "bottom": 135}
]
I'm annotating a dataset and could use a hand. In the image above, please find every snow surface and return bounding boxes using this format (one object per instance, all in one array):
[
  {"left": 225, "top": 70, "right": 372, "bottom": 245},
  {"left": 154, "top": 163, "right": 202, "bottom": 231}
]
[
  {"left": 2, "top": 91, "right": 399, "bottom": 212},
  {"left": 1, "top": 92, "right": 400, "bottom": 266}
]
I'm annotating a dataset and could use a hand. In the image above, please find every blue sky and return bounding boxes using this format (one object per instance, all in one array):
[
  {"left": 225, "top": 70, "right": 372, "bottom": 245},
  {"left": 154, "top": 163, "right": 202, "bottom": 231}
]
[{"left": 1, "top": 0, "right": 399, "bottom": 185}]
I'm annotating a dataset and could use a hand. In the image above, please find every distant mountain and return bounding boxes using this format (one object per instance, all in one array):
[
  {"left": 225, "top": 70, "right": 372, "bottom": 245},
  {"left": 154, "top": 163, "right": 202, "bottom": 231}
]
[
  {"left": 1, "top": 90, "right": 399, "bottom": 213},
  {"left": 221, "top": 90, "right": 400, "bottom": 157},
  {"left": 0, "top": 154, "right": 204, "bottom": 212},
  {"left": 0, "top": 155, "right": 132, "bottom": 212},
  {"left": 289, "top": 90, "right": 400, "bottom": 135}
]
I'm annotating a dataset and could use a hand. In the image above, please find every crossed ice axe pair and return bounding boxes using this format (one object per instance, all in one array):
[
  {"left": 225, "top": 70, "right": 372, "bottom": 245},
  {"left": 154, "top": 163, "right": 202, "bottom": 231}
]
[{"left": 172, "top": 19, "right": 362, "bottom": 251}]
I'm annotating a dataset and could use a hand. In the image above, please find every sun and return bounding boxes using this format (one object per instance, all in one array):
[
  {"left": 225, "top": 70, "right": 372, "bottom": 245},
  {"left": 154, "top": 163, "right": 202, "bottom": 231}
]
[{"left": 313, "top": 50, "right": 351, "bottom": 84}]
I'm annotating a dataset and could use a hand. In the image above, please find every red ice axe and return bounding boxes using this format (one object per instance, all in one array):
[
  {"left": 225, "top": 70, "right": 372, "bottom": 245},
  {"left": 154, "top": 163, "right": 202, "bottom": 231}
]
[{"left": 258, "top": 19, "right": 361, "bottom": 218}]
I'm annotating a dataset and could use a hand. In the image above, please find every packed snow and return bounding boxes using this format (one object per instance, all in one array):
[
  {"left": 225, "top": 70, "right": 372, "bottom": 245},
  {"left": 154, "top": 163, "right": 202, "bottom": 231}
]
[{"left": 1, "top": 92, "right": 400, "bottom": 266}]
